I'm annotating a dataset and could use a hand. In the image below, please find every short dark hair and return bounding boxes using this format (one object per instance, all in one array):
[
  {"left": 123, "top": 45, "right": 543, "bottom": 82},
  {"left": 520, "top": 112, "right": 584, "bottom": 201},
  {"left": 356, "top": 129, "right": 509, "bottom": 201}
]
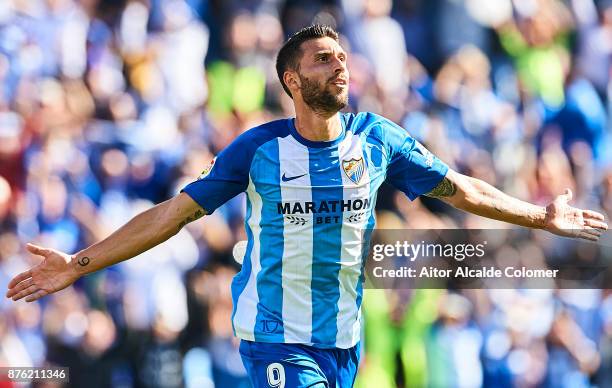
[{"left": 276, "top": 25, "right": 339, "bottom": 98}]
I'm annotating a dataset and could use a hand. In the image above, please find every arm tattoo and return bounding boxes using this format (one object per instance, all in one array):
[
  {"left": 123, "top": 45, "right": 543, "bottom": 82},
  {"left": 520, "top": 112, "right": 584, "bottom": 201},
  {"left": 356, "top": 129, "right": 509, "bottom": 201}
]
[
  {"left": 425, "top": 177, "right": 457, "bottom": 198},
  {"left": 178, "top": 209, "right": 205, "bottom": 229},
  {"left": 77, "top": 256, "right": 90, "bottom": 266}
]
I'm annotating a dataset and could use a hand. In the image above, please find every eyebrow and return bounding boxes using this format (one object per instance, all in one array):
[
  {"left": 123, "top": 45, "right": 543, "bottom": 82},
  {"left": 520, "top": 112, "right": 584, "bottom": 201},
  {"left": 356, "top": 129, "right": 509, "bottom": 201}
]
[{"left": 313, "top": 50, "right": 347, "bottom": 57}]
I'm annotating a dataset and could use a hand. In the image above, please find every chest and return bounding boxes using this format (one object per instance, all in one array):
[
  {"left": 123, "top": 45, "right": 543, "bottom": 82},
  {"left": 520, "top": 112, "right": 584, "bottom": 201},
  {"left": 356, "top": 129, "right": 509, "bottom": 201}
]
[
  {"left": 247, "top": 138, "right": 385, "bottom": 232},
  {"left": 250, "top": 135, "right": 386, "bottom": 200}
]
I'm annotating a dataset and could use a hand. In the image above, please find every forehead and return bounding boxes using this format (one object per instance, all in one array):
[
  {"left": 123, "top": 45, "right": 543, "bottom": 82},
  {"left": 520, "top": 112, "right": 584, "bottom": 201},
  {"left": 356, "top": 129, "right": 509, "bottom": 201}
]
[{"left": 300, "top": 37, "right": 345, "bottom": 57}]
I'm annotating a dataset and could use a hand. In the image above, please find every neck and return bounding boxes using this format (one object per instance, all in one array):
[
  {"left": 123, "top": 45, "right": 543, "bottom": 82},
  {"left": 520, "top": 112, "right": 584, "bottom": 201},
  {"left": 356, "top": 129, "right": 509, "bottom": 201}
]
[{"left": 294, "top": 103, "right": 342, "bottom": 142}]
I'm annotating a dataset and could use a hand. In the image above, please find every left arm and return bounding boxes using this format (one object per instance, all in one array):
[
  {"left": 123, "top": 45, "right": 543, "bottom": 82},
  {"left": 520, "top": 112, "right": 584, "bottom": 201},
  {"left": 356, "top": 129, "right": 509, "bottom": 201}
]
[{"left": 425, "top": 169, "right": 608, "bottom": 241}]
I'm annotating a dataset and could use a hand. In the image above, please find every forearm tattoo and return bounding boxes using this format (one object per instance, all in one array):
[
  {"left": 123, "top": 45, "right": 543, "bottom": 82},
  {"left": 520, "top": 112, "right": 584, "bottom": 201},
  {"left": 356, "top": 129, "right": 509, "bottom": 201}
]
[
  {"left": 77, "top": 256, "right": 90, "bottom": 266},
  {"left": 425, "top": 177, "right": 457, "bottom": 198},
  {"left": 178, "top": 209, "right": 205, "bottom": 229}
]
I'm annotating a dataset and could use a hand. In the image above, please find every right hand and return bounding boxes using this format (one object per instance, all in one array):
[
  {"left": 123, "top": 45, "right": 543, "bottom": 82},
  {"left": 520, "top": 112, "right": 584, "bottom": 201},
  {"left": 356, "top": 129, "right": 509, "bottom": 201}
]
[{"left": 5, "top": 243, "right": 80, "bottom": 302}]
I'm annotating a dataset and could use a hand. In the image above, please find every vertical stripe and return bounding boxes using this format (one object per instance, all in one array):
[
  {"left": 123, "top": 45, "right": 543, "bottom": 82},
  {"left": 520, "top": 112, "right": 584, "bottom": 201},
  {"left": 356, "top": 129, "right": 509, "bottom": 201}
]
[
  {"left": 309, "top": 145, "right": 343, "bottom": 346},
  {"left": 278, "top": 136, "right": 313, "bottom": 343},
  {"left": 230, "top": 190, "right": 252, "bottom": 332},
  {"left": 336, "top": 132, "right": 372, "bottom": 348},
  {"left": 253, "top": 140, "right": 285, "bottom": 342},
  {"left": 355, "top": 132, "right": 384, "bottom": 332},
  {"left": 232, "top": 177, "right": 262, "bottom": 340}
]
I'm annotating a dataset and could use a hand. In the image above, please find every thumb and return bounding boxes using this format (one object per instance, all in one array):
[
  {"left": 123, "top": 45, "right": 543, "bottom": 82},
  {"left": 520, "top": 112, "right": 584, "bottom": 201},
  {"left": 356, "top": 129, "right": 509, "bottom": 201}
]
[{"left": 26, "top": 243, "right": 51, "bottom": 257}]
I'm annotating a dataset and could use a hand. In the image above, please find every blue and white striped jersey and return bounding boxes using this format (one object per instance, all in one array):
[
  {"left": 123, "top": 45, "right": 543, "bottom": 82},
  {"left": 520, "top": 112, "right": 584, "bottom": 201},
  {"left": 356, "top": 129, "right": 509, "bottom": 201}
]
[{"left": 182, "top": 112, "right": 448, "bottom": 349}]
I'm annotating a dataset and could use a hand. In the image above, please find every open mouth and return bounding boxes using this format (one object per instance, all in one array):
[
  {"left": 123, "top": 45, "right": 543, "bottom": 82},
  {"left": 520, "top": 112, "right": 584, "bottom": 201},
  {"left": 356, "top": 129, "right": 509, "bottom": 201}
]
[{"left": 330, "top": 78, "right": 347, "bottom": 86}]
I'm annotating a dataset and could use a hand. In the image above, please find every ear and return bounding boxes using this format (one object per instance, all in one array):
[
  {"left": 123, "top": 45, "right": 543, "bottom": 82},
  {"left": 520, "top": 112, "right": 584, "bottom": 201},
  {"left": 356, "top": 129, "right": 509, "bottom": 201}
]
[{"left": 283, "top": 70, "right": 300, "bottom": 95}]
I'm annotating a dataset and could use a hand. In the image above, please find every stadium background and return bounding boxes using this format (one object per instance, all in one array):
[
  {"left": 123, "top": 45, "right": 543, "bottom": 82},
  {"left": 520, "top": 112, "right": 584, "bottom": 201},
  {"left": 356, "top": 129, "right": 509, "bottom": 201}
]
[{"left": 0, "top": 0, "right": 611, "bottom": 386}]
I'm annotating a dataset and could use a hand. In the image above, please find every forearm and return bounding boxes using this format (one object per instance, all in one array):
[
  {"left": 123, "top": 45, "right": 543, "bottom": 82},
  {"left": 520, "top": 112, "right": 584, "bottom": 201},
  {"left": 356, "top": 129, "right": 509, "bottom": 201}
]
[
  {"left": 71, "top": 196, "right": 204, "bottom": 276},
  {"left": 438, "top": 172, "right": 547, "bottom": 229},
  {"left": 458, "top": 177, "right": 546, "bottom": 228}
]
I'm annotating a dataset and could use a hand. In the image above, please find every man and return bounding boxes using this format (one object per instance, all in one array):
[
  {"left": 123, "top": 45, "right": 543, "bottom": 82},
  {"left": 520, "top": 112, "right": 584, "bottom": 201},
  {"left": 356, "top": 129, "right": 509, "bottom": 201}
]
[{"left": 5, "top": 25, "right": 609, "bottom": 388}]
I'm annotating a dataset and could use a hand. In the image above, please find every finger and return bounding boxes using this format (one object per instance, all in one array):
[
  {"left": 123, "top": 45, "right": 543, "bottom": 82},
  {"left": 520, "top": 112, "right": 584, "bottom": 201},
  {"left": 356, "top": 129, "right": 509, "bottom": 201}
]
[
  {"left": 582, "top": 210, "right": 605, "bottom": 221},
  {"left": 6, "top": 277, "right": 34, "bottom": 298},
  {"left": 577, "top": 231, "right": 598, "bottom": 241},
  {"left": 26, "top": 243, "right": 51, "bottom": 257},
  {"left": 583, "top": 218, "right": 608, "bottom": 230},
  {"left": 7, "top": 269, "right": 32, "bottom": 290},
  {"left": 561, "top": 188, "right": 573, "bottom": 202},
  {"left": 11, "top": 284, "right": 39, "bottom": 302},
  {"left": 25, "top": 290, "right": 48, "bottom": 303},
  {"left": 582, "top": 227, "right": 603, "bottom": 237},
  {"left": 582, "top": 225, "right": 602, "bottom": 233}
]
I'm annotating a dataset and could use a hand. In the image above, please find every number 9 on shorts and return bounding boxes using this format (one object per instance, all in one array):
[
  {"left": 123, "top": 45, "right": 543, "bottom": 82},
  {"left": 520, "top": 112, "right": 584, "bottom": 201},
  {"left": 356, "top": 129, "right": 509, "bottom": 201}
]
[{"left": 266, "top": 363, "right": 285, "bottom": 388}]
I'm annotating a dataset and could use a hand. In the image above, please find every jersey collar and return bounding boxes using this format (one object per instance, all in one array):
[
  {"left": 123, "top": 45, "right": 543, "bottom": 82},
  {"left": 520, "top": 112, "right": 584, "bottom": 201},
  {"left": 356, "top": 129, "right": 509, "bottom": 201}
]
[{"left": 287, "top": 113, "right": 347, "bottom": 148}]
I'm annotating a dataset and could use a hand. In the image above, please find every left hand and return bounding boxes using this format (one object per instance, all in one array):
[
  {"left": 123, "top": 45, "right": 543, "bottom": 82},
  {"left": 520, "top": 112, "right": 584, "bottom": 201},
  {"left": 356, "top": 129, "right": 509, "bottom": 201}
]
[{"left": 544, "top": 189, "right": 608, "bottom": 241}]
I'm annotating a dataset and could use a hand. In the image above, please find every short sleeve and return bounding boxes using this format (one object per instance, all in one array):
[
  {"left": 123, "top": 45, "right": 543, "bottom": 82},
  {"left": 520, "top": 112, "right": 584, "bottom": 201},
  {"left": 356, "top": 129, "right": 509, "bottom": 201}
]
[
  {"left": 181, "top": 137, "right": 252, "bottom": 214},
  {"left": 181, "top": 121, "right": 289, "bottom": 214},
  {"left": 383, "top": 119, "right": 449, "bottom": 200}
]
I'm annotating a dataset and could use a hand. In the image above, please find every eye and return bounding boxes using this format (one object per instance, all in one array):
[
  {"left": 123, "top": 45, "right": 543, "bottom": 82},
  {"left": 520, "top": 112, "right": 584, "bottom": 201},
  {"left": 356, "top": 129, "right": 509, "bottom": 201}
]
[{"left": 317, "top": 55, "right": 328, "bottom": 62}]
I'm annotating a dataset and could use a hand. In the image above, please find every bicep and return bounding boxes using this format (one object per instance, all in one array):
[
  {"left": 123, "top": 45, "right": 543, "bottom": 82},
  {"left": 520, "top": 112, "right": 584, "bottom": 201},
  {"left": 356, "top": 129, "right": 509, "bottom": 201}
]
[
  {"left": 163, "top": 192, "right": 207, "bottom": 231},
  {"left": 424, "top": 169, "right": 472, "bottom": 206}
]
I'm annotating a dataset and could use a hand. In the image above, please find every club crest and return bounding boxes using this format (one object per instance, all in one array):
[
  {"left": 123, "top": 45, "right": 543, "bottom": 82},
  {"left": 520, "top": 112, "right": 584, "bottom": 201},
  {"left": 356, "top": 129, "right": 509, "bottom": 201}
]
[{"left": 342, "top": 157, "right": 365, "bottom": 184}]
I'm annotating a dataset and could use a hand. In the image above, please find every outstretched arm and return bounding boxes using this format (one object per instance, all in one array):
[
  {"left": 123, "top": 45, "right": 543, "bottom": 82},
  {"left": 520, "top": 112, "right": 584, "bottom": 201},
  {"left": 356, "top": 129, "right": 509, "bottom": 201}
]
[
  {"left": 6, "top": 192, "right": 206, "bottom": 302},
  {"left": 425, "top": 169, "right": 608, "bottom": 240}
]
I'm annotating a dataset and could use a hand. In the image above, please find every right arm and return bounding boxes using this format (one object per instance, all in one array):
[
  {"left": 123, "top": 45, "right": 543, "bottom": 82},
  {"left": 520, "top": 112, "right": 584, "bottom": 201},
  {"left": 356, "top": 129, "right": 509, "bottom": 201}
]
[
  {"left": 72, "top": 192, "right": 205, "bottom": 275},
  {"left": 6, "top": 192, "right": 205, "bottom": 302},
  {"left": 8, "top": 122, "right": 261, "bottom": 303}
]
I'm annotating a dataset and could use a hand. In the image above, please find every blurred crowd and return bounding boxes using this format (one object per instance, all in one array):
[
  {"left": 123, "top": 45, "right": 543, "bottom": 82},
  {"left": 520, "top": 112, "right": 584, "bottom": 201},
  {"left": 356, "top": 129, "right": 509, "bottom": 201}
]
[{"left": 0, "top": 0, "right": 611, "bottom": 387}]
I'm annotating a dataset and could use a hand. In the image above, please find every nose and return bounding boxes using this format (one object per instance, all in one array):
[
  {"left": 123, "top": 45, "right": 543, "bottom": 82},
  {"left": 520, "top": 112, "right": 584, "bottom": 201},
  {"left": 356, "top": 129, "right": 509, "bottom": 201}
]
[{"left": 332, "top": 55, "right": 346, "bottom": 74}]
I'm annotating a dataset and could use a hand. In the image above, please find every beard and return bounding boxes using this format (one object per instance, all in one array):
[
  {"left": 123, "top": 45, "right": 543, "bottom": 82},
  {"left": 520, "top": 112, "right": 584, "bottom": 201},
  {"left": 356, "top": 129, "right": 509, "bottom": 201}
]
[{"left": 299, "top": 74, "right": 348, "bottom": 116}]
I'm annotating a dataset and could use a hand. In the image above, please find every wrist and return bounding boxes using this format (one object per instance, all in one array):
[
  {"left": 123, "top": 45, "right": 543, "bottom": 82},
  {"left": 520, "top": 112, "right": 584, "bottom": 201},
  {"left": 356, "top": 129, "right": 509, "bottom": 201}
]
[{"left": 70, "top": 253, "right": 91, "bottom": 277}]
